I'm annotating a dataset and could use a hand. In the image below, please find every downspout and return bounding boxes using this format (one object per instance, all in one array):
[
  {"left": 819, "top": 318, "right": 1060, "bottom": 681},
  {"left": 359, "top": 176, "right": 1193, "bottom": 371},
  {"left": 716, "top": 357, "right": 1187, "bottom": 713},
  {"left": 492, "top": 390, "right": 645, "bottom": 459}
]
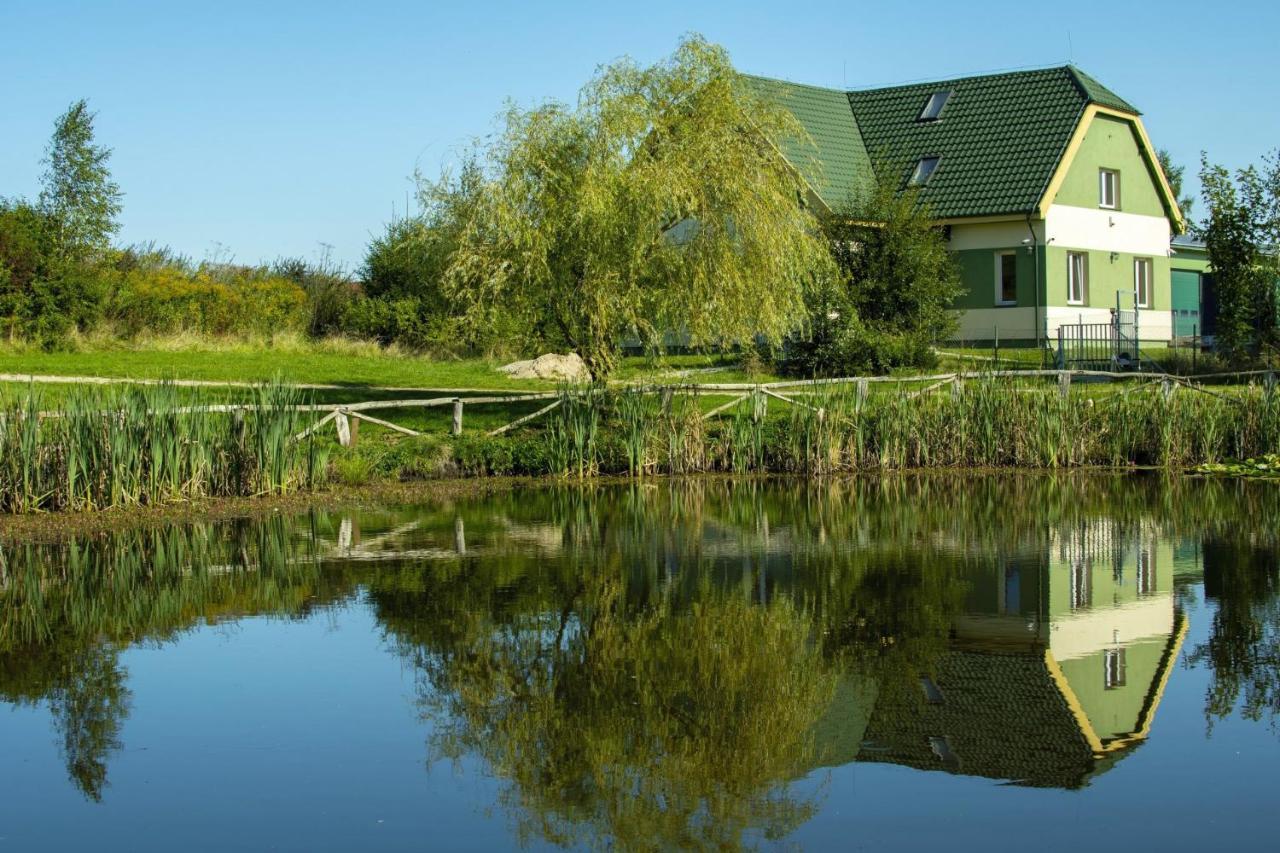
[{"left": 1026, "top": 212, "right": 1042, "bottom": 366}]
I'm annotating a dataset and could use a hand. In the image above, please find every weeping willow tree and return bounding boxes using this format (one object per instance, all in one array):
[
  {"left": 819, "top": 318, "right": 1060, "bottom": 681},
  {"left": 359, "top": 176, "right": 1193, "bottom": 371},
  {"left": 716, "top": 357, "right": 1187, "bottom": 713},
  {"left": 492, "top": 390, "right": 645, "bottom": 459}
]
[
  {"left": 438, "top": 36, "right": 835, "bottom": 379},
  {"left": 407, "top": 574, "right": 838, "bottom": 850}
]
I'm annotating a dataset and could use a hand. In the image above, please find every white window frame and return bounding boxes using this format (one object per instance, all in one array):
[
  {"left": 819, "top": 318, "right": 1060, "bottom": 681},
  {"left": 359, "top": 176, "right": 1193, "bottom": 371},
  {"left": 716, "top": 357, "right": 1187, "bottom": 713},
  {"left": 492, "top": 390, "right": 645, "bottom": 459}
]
[
  {"left": 1067, "top": 252, "right": 1088, "bottom": 306},
  {"left": 1104, "top": 647, "right": 1127, "bottom": 690},
  {"left": 1134, "top": 257, "right": 1152, "bottom": 308},
  {"left": 994, "top": 251, "right": 1018, "bottom": 306},
  {"left": 1099, "top": 168, "right": 1119, "bottom": 210}
]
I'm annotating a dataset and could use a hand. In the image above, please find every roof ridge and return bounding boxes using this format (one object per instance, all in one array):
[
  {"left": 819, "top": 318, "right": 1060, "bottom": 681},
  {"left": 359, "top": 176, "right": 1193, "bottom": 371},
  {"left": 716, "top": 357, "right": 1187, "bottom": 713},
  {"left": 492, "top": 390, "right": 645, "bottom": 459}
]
[
  {"left": 848, "top": 64, "right": 1071, "bottom": 96},
  {"left": 740, "top": 72, "right": 848, "bottom": 97},
  {"left": 1063, "top": 65, "right": 1140, "bottom": 114}
]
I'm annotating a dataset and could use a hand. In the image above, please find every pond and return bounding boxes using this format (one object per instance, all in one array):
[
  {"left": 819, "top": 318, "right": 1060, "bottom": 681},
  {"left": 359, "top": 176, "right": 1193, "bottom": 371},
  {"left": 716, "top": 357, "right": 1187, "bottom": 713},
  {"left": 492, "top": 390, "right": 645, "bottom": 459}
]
[{"left": 2, "top": 475, "right": 1278, "bottom": 851}]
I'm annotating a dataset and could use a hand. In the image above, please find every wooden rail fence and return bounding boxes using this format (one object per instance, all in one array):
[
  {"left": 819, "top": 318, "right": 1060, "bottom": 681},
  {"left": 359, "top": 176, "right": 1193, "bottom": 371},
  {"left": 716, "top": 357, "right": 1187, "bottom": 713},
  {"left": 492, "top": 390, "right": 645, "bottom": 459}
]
[{"left": 16, "top": 369, "right": 1277, "bottom": 449}]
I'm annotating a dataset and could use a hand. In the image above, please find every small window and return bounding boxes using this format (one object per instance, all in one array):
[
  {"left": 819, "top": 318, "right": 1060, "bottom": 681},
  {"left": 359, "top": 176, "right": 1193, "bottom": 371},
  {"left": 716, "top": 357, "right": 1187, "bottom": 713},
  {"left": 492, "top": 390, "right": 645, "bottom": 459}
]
[
  {"left": 1099, "top": 169, "right": 1120, "bottom": 209},
  {"left": 995, "top": 251, "right": 1018, "bottom": 305},
  {"left": 1134, "top": 257, "right": 1152, "bottom": 308},
  {"left": 918, "top": 90, "right": 951, "bottom": 121},
  {"left": 909, "top": 156, "right": 940, "bottom": 186},
  {"left": 1137, "top": 549, "right": 1155, "bottom": 595},
  {"left": 1070, "top": 559, "right": 1092, "bottom": 610},
  {"left": 1104, "top": 648, "right": 1127, "bottom": 690},
  {"left": 1067, "top": 252, "right": 1088, "bottom": 305}
]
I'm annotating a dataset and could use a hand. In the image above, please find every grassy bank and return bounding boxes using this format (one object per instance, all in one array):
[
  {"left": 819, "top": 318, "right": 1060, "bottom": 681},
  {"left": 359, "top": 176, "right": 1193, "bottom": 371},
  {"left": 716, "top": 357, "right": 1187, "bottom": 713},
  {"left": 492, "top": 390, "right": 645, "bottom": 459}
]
[
  {"left": 4, "top": 373, "right": 1277, "bottom": 515},
  {"left": 333, "top": 379, "right": 1280, "bottom": 482}
]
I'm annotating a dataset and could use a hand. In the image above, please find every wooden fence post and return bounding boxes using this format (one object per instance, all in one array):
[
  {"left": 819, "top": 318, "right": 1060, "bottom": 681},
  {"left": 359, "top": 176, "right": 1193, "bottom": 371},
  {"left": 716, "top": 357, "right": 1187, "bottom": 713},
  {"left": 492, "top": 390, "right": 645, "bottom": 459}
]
[
  {"left": 1058, "top": 372, "right": 1072, "bottom": 399},
  {"left": 452, "top": 398, "right": 464, "bottom": 435},
  {"left": 231, "top": 407, "right": 246, "bottom": 447},
  {"left": 856, "top": 379, "right": 868, "bottom": 409},
  {"left": 1161, "top": 378, "right": 1175, "bottom": 402},
  {"left": 335, "top": 409, "right": 353, "bottom": 447}
]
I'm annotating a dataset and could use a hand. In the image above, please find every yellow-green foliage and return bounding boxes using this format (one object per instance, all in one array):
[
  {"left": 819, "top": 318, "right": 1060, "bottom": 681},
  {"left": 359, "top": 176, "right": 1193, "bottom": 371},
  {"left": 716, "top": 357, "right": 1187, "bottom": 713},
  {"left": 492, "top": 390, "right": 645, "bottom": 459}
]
[
  {"left": 440, "top": 36, "right": 836, "bottom": 379},
  {"left": 105, "top": 264, "right": 307, "bottom": 337}
]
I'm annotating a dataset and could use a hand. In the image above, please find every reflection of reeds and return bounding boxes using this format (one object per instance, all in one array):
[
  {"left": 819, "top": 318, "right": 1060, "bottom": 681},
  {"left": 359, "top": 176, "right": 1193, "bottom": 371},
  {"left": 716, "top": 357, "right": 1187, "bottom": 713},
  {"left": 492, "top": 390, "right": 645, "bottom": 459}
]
[
  {"left": 0, "top": 380, "right": 324, "bottom": 513},
  {"left": 0, "top": 514, "right": 315, "bottom": 652}
]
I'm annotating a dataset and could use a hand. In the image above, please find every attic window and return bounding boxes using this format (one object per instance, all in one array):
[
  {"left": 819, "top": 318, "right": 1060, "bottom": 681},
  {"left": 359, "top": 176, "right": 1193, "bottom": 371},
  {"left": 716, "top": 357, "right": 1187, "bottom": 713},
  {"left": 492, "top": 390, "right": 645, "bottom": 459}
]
[
  {"left": 909, "top": 156, "right": 940, "bottom": 186},
  {"left": 918, "top": 90, "right": 951, "bottom": 121}
]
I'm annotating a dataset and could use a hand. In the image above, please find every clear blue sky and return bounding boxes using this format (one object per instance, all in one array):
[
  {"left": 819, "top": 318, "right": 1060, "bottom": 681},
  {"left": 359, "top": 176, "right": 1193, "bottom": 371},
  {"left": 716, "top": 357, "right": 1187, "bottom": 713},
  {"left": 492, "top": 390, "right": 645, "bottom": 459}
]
[{"left": 2, "top": 0, "right": 1275, "bottom": 270}]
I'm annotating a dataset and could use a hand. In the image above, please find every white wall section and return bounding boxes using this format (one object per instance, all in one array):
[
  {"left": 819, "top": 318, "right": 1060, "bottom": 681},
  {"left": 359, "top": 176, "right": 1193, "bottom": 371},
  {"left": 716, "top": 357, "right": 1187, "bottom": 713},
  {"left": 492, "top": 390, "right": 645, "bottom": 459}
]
[{"left": 1045, "top": 205, "right": 1171, "bottom": 256}]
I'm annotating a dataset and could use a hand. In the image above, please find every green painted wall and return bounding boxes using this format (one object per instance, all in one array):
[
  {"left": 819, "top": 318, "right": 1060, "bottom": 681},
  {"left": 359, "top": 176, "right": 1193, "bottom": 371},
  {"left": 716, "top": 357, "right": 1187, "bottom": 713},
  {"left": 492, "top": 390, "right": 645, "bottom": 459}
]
[
  {"left": 1058, "top": 637, "right": 1169, "bottom": 741},
  {"left": 1053, "top": 114, "right": 1166, "bottom": 217},
  {"left": 1044, "top": 246, "right": 1170, "bottom": 311},
  {"left": 1171, "top": 250, "right": 1211, "bottom": 275},
  {"left": 953, "top": 247, "right": 1039, "bottom": 309}
]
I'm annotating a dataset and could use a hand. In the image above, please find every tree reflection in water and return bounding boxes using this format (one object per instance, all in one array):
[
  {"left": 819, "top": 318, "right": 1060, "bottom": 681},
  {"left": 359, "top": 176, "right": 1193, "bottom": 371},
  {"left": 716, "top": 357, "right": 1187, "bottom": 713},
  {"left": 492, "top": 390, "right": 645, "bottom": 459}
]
[{"left": 2, "top": 473, "right": 1280, "bottom": 841}]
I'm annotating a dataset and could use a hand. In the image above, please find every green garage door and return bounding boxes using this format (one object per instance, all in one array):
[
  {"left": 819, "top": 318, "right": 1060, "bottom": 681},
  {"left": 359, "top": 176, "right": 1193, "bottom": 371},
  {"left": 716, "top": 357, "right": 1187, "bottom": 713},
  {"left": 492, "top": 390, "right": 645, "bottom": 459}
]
[{"left": 1171, "top": 269, "right": 1202, "bottom": 338}]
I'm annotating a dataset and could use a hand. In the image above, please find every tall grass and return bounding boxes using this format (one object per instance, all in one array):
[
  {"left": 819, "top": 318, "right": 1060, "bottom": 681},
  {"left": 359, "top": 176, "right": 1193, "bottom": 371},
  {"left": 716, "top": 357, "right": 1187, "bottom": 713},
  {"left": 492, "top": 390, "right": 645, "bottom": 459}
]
[
  {"left": 524, "top": 378, "right": 1280, "bottom": 477},
  {"left": 0, "top": 380, "right": 326, "bottom": 513}
]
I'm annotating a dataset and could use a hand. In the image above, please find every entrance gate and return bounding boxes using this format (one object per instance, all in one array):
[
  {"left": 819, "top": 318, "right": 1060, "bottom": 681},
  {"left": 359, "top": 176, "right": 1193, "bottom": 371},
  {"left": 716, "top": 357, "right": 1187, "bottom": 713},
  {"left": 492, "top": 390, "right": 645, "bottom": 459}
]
[{"left": 1055, "top": 291, "right": 1143, "bottom": 371}]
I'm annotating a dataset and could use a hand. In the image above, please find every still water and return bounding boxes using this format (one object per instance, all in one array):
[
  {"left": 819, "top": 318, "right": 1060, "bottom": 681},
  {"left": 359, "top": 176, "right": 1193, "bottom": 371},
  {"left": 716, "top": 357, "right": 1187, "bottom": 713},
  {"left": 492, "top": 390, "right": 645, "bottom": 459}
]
[{"left": 1, "top": 475, "right": 1278, "bottom": 851}]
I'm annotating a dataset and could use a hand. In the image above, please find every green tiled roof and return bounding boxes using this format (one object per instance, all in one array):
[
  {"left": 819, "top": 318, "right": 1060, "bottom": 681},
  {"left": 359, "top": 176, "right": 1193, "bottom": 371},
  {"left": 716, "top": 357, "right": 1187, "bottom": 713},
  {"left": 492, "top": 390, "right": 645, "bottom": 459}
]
[
  {"left": 749, "top": 65, "right": 1141, "bottom": 220},
  {"left": 743, "top": 75, "right": 872, "bottom": 211},
  {"left": 855, "top": 649, "right": 1131, "bottom": 789},
  {"left": 1066, "top": 66, "right": 1139, "bottom": 114}
]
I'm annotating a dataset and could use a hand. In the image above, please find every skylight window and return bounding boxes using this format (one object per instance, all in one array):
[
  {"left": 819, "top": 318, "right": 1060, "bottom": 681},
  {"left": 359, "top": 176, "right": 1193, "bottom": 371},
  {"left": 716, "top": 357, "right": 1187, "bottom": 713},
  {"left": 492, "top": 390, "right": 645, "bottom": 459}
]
[
  {"left": 909, "top": 156, "right": 940, "bottom": 186},
  {"left": 918, "top": 90, "right": 951, "bottom": 121}
]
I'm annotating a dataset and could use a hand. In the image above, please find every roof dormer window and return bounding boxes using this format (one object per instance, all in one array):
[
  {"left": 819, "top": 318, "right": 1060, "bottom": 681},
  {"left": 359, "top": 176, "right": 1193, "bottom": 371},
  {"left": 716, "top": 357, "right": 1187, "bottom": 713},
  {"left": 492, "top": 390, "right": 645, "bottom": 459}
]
[
  {"left": 918, "top": 90, "right": 951, "bottom": 121},
  {"left": 909, "top": 156, "right": 940, "bottom": 186}
]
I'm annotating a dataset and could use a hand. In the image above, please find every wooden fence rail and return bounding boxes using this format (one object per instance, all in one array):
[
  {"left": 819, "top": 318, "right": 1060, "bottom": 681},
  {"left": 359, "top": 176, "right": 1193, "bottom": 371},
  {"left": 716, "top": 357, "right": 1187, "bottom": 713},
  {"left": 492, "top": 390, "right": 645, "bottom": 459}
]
[{"left": 16, "top": 368, "right": 1276, "bottom": 449}]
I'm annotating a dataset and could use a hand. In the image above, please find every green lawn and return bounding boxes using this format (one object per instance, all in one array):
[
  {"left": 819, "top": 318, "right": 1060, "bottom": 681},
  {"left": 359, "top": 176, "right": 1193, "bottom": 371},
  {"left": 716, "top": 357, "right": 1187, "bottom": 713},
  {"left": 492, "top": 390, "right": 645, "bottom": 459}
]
[{"left": 0, "top": 347, "right": 545, "bottom": 390}]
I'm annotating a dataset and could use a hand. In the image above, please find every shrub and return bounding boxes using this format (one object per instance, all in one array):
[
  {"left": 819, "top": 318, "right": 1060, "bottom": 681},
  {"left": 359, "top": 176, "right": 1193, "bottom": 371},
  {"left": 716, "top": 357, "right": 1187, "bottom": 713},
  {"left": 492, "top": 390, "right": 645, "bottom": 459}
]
[
  {"left": 272, "top": 256, "right": 359, "bottom": 337},
  {"left": 340, "top": 295, "right": 456, "bottom": 351},
  {"left": 105, "top": 264, "right": 307, "bottom": 338}
]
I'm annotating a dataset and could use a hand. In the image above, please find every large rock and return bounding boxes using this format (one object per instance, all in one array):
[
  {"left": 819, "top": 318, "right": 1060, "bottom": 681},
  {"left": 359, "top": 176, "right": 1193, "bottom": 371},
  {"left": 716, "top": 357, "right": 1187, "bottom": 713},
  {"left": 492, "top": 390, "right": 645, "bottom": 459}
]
[{"left": 498, "top": 352, "right": 590, "bottom": 382}]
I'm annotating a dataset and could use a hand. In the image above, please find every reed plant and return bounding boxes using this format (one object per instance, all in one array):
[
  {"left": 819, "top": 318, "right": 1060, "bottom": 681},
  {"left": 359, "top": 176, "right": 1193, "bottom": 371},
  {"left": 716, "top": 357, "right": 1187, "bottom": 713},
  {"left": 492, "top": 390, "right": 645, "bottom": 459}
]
[
  {"left": 613, "top": 387, "right": 658, "bottom": 476},
  {"left": 0, "top": 380, "right": 323, "bottom": 513},
  {"left": 546, "top": 385, "right": 603, "bottom": 478}
]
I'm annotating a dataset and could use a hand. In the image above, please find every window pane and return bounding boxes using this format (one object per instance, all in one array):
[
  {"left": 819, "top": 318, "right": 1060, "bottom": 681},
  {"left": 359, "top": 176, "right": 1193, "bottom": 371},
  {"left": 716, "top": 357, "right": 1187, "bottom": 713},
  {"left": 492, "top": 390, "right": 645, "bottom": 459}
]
[
  {"left": 999, "top": 254, "right": 1017, "bottom": 303},
  {"left": 919, "top": 91, "right": 950, "bottom": 120},
  {"left": 1099, "top": 170, "right": 1118, "bottom": 208},
  {"left": 1068, "top": 253, "right": 1086, "bottom": 303},
  {"left": 1135, "top": 259, "right": 1151, "bottom": 307},
  {"left": 911, "top": 157, "right": 939, "bottom": 185}
]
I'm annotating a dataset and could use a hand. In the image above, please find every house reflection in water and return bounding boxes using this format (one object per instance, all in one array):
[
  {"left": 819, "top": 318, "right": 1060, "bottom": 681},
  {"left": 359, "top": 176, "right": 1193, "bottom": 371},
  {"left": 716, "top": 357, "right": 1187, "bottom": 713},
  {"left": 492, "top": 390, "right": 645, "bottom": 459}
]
[
  {"left": 318, "top": 501, "right": 1190, "bottom": 791},
  {"left": 817, "top": 522, "right": 1187, "bottom": 788}
]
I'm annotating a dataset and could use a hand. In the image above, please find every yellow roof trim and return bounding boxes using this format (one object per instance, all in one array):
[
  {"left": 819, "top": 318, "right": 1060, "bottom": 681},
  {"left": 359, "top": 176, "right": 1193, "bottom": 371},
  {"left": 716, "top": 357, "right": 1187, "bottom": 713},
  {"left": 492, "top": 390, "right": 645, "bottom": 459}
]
[
  {"left": 1036, "top": 104, "right": 1186, "bottom": 233},
  {"left": 1044, "top": 649, "right": 1107, "bottom": 753},
  {"left": 1044, "top": 609, "right": 1189, "bottom": 756},
  {"left": 936, "top": 214, "right": 1030, "bottom": 226},
  {"left": 1129, "top": 610, "right": 1189, "bottom": 741}
]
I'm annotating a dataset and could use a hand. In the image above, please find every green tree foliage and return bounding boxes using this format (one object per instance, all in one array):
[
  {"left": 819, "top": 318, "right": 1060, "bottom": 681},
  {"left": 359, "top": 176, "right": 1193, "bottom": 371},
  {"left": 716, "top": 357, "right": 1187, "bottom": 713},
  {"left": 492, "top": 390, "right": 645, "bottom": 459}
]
[
  {"left": 271, "top": 251, "right": 357, "bottom": 337},
  {"left": 440, "top": 36, "right": 835, "bottom": 378},
  {"left": 784, "top": 180, "right": 962, "bottom": 376},
  {"left": 1198, "top": 152, "right": 1280, "bottom": 364},
  {"left": 1187, "top": 538, "right": 1280, "bottom": 731},
  {"left": 348, "top": 162, "right": 489, "bottom": 351},
  {"left": 38, "top": 100, "right": 122, "bottom": 262},
  {"left": 1157, "top": 148, "right": 1195, "bottom": 221},
  {"left": 0, "top": 199, "right": 54, "bottom": 334}
]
